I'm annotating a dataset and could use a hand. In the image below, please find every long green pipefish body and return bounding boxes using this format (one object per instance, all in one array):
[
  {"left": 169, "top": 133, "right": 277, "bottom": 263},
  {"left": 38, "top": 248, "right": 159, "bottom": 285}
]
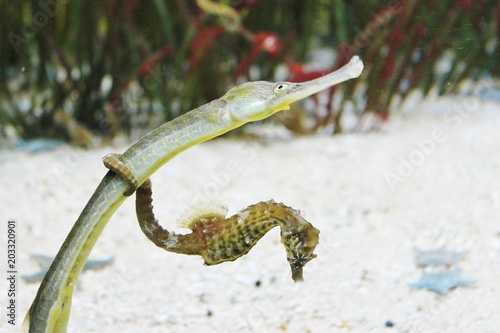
[{"left": 26, "top": 56, "right": 363, "bottom": 332}]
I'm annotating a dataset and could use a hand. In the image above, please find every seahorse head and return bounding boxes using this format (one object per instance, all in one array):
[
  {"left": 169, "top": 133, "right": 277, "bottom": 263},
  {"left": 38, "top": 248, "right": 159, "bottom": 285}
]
[{"left": 280, "top": 213, "right": 320, "bottom": 282}]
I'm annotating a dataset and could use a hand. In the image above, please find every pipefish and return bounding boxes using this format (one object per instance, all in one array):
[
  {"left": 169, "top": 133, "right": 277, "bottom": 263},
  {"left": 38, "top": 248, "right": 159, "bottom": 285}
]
[{"left": 26, "top": 56, "right": 363, "bottom": 332}]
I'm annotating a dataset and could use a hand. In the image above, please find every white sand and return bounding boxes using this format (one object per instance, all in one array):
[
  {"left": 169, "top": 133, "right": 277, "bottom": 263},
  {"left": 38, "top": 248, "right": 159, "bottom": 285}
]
[{"left": 1, "top": 96, "right": 499, "bottom": 332}]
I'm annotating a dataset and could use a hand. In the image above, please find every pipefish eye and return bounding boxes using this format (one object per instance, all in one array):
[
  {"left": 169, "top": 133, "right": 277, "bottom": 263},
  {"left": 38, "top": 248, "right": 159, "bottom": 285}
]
[{"left": 273, "top": 83, "right": 289, "bottom": 96}]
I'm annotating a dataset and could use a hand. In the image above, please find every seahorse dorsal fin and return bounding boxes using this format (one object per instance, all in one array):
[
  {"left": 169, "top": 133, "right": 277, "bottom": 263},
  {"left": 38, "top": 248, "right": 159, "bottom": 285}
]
[{"left": 177, "top": 201, "right": 229, "bottom": 230}]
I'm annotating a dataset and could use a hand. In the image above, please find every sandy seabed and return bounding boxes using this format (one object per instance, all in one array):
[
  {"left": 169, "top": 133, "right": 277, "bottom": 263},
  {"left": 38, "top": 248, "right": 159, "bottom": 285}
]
[{"left": 1, "top": 96, "right": 499, "bottom": 333}]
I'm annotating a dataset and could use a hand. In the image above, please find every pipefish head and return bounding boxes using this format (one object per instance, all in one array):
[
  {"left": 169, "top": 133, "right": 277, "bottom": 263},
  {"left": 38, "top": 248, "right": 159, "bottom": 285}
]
[
  {"left": 280, "top": 215, "right": 320, "bottom": 282},
  {"left": 222, "top": 56, "right": 363, "bottom": 123}
]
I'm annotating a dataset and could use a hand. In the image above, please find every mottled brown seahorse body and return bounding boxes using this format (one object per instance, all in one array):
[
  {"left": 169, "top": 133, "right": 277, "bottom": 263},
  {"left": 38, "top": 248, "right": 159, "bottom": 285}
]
[
  {"left": 104, "top": 153, "right": 320, "bottom": 282},
  {"left": 136, "top": 178, "right": 320, "bottom": 282}
]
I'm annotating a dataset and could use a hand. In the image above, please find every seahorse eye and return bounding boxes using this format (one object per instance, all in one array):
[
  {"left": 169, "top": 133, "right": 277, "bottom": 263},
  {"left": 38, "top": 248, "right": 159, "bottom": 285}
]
[{"left": 273, "top": 83, "right": 289, "bottom": 96}]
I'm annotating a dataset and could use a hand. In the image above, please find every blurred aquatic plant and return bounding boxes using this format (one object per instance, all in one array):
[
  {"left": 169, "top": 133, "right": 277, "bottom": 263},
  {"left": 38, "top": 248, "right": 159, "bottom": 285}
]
[{"left": 1, "top": 0, "right": 498, "bottom": 144}]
